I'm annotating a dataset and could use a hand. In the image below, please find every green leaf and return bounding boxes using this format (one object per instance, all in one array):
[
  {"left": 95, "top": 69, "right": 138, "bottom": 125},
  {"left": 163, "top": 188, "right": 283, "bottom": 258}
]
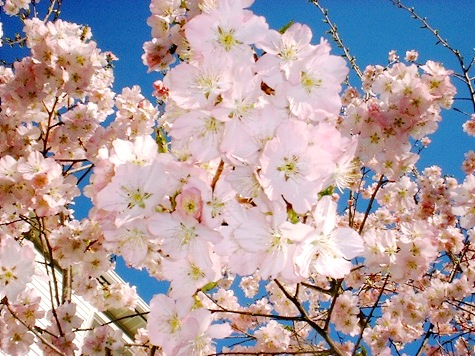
[
  {"left": 283, "top": 325, "right": 294, "bottom": 332},
  {"left": 200, "top": 281, "right": 218, "bottom": 293},
  {"left": 156, "top": 127, "right": 169, "bottom": 153},
  {"left": 356, "top": 346, "right": 368, "bottom": 356},
  {"left": 287, "top": 207, "right": 300, "bottom": 224},
  {"left": 279, "top": 20, "right": 295, "bottom": 34},
  {"left": 318, "top": 185, "right": 334, "bottom": 198}
]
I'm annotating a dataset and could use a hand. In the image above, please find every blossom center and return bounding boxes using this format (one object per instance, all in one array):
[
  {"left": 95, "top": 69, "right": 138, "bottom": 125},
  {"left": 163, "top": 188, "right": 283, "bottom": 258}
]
[
  {"left": 201, "top": 116, "right": 223, "bottom": 137},
  {"left": 277, "top": 155, "right": 300, "bottom": 181},
  {"left": 167, "top": 313, "right": 182, "bottom": 334},
  {"left": 194, "top": 73, "right": 220, "bottom": 99},
  {"left": 178, "top": 223, "right": 197, "bottom": 246},
  {"left": 121, "top": 186, "right": 152, "bottom": 209},
  {"left": 217, "top": 27, "right": 238, "bottom": 51},
  {"left": 207, "top": 197, "right": 225, "bottom": 218},
  {"left": 280, "top": 44, "right": 297, "bottom": 61},
  {"left": 189, "top": 263, "right": 205, "bottom": 280},
  {"left": 301, "top": 72, "right": 322, "bottom": 93},
  {"left": 122, "top": 227, "right": 145, "bottom": 247},
  {"left": 0, "top": 266, "right": 17, "bottom": 286}
]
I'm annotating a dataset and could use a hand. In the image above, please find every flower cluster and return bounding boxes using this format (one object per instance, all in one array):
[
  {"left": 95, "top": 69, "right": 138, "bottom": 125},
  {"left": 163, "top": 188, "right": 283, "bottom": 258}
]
[
  {"left": 1, "top": 0, "right": 474, "bottom": 355},
  {"left": 87, "top": 1, "right": 369, "bottom": 351},
  {"left": 0, "top": 4, "right": 144, "bottom": 354},
  {"left": 342, "top": 59, "right": 456, "bottom": 179}
]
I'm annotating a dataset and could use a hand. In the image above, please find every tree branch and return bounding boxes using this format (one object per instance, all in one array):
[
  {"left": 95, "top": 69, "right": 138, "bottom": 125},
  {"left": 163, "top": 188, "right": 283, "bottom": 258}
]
[
  {"left": 390, "top": 0, "right": 475, "bottom": 112},
  {"left": 310, "top": 0, "right": 363, "bottom": 79},
  {"left": 274, "top": 279, "right": 344, "bottom": 356}
]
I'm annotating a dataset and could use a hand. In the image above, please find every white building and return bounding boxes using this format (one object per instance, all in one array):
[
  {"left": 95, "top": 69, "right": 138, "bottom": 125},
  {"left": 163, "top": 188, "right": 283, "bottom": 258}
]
[{"left": 1, "top": 250, "right": 149, "bottom": 356}]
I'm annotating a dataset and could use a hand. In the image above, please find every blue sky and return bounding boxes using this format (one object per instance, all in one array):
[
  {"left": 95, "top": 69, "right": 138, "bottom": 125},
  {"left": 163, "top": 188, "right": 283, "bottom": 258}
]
[{"left": 3, "top": 0, "right": 475, "bottom": 303}]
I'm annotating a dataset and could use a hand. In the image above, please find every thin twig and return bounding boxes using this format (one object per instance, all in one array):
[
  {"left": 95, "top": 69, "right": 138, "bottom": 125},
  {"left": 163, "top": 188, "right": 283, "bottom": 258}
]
[
  {"left": 310, "top": 0, "right": 363, "bottom": 79},
  {"left": 4, "top": 301, "right": 64, "bottom": 356},
  {"left": 390, "top": 0, "right": 475, "bottom": 112},
  {"left": 359, "top": 175, "right": 386, "bottom": 235},
  {"left": 209, "top": 308, "right": 301, "bottom": 322},
  {"left": 323, "top": 279, "right": 343, "bottom": 331},
  {"left": 274, "top": 279, "right": 344, "bottom": 356},
  {"left": 211, "top": 159, "right": 225, "bottom": 192},
  {"left": 352, "top": 274, "right": 390, "bottom": 355}
]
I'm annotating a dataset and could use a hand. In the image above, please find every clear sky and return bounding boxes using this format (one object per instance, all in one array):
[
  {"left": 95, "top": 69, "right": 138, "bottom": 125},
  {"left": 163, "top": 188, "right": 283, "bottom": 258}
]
[{"left": 3, "top": 0, "right": 475, "bottom": 302}]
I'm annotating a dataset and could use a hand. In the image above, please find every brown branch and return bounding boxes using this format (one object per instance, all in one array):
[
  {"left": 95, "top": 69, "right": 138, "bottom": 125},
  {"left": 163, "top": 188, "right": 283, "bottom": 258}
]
[
  {"left": 300, "top": 282, "right": 333, "bottom": 295},
  {"left": 76, "top": 311, "right": 151, "bottom": 334},
  {"left": 4, "top": 301, "right": 64, "bottom": 356},
  {"left": 359, "top": 175, "right": 386, "bottom": 235},
  {"left": 43, "top": 0, "right": 62, "bottom": 22},
  {"left": 41, "top": 97, "right": 59, "bottom": 156},
  {"left": 415, "top": 324, "right": 434, "bottom": 356},
  {"left": 273, "top": 279, "right": 344, "bottom": 356},
  {"left": 22, "top": 214, "right": 65, "bottom": 336},
  {"left": 208, "top": 308, "right": 302, "bottom": 322},
  {"left": 64, "top": 163, "right": 94, "bottom": 177},
  {"left": 211, "top": 352, "right": 332, "bottom": 355},
  {"left": 101, "top": 311, "right": 150, "bottom": 327},
  {"left": 211, "top": 159, "right": 225, "bottom": 192},
  {"left": 352, "top": 274, "right": 390, "bottom": 355},
  {"left": 61, "top": 266, "right": 72, "bottom": 304},
  {"left": 323, "top": 279, "right": 343, "bottom": 331},
  {"left": 390, "top": 0, "right": 475, "bottom": 112}
]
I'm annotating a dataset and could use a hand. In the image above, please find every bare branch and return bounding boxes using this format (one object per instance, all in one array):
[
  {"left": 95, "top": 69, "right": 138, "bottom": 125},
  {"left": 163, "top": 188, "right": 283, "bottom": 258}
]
[
  {"left": 310, "top": 0, "right": 363, "bottom": 79},
  {"left": 390, "top": 0, "right": 475, "bottom": 112}
]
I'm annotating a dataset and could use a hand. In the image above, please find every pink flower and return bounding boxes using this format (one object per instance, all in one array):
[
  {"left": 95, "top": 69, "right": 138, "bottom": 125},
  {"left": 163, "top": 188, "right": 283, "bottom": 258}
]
[
  {"left": 0, "top": 236, "right": 35, "bottom": 301},
  {"left": 296, "top": 196, "right": 364, "bottom": 279},
  {"left": 152, "top": 79, "right": 169, "bottom": 100},
  {"left": 148, "top": 210, "right": 221, "bottom": 261},
  {"left": 81, "top": 325, "right": 124, "bottom": 355},
  {"left": 174, "top": 308, "right": 232, "bottom": 356},
  {"left": 254, "top": 320, "right": 291, "bottom": 352},
  {"left": 102, "top": 219, "right": 153, "bottom": 267},
  {"left": 109, "top": 135, "right": 158, "bottom": 166},
  {"left": 185, "top": 0, "right": 268, "bottom": 64},
  {"left": 256, "top": 23, "right": 315, "bottom": 85},
  {"left": 162, "top": 253, "right": 222, "bottom": 299},
  {"left": 169, "top": 109, "right": 225, "bottom": 162},
  {"left": 277, "top": 38, "right": 348, "bottom": 119},
  {"left": 164, "top": 55, "right": 232, "bottom": 110},
  {"left": 3, "top": 0, "right": 31, "bottom": 15},
  {"left": 405, "top": 49, "right": 419, "bottom": 62},
  {"left": 330, "top": 291, "right": 361, "bottom": 336},
  {"left": 17, "top": 150, "right": 62, "bottom": 182},
  {"left": 149, "top": 0, "right": 185, "bottom": 24},
  {"left": 258, "top": 120, "right": 332, "bottom": 213},
  {"left": 175, "top": 187, "right": 204, "bottom": 221},
  {"left": 232, "top": 202, "right": 312, "bottom": 280},
  {"left": 95, "top": 160, "right": 168, "bottom": 226},
  {"left": 148, "top": 294, "right": 194, "bottom": 353}
]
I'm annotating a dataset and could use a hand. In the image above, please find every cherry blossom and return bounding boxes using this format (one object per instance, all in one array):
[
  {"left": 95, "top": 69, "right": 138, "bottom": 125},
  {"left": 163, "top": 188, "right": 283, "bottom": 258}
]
[
  {"left": 0, "top": 235, "right": 36, "bottom": 301},
  {"left": 148, "top": 294, "right": 194, "bottom": 353},
  {"left": 95, "top": 160, "right": 168, "bottom": 226},
  {"left": 258, "top": 119, "right": 333, "bottom": 213},
  {"left": 296, "top": 196, "right": 364, "bottom": 279},
  {"left": 185, "top": 0, "right": 268, "bottom": 64},
  {"left": 174, "top": 308, "right": 232, "bottom": 355},
  {"left": 232, "top": 203, "right": 312, "bottom": 280},
  {"left": 256, "top": 23, "right": 315, "bottom": 83}
]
